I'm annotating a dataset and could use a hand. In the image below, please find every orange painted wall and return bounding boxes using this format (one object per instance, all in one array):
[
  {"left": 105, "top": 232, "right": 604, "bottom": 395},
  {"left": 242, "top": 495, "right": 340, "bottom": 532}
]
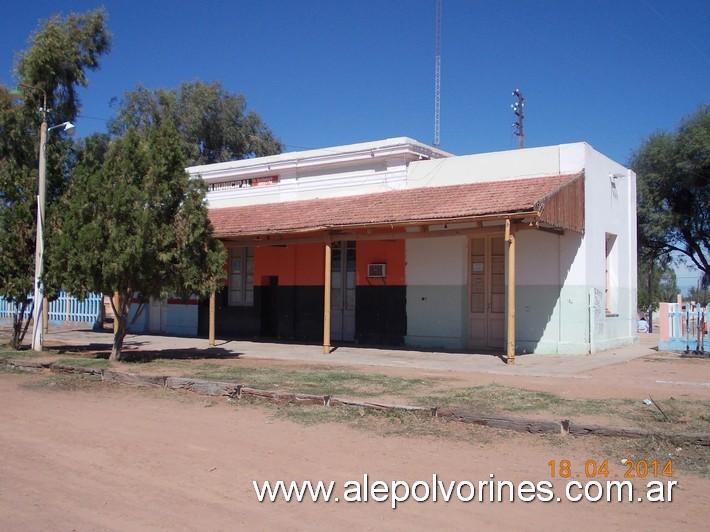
[
  {"left": 356, "top": 240, "right": 405, "bottom": 286},
  {"left": 254, "top": 243, "right": 325, "bottom": 286},
  {"left": 295, "top": 243, "right": 326, "bottom": 285},
  {"left": 255, "top": 246, "right": 295, "bottom": 285},
  {"left": 250, "top": 240, "right": 404, "bottom": 287}
]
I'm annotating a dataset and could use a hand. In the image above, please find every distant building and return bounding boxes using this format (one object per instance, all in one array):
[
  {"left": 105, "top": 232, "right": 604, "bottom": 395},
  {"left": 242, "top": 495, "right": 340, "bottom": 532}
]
[{"left": 130, "top": 138, "right": 638, "bottom": 356}]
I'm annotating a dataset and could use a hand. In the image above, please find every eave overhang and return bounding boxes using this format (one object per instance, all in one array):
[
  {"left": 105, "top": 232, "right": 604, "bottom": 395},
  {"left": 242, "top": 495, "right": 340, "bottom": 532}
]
[{"left": 209, "top": 171, "right": 585, "bottom": 244}]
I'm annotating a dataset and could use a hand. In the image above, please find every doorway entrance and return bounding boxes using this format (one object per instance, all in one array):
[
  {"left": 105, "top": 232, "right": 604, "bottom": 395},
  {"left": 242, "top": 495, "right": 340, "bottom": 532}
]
[
  {"left": 330, "top": 241, "right": 356, "bottom": 341},
  {"left": 261, "top": 276, "right": 279, "bottom": 337},
  {"left": 148, "top": 297, "right": 167, "bottom": 334},
  {"left": 468, "top": 234, "right": 505, "bottom": 349}
]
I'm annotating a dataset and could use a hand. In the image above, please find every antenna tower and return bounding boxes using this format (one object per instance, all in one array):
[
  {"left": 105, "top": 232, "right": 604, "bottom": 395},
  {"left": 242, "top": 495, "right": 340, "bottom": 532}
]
[
  {"left": 512, "top": 89, "right": 524, "bottom": 149},
  {"left": 433, "top": 0, "right": 442, "bottom": 148}
]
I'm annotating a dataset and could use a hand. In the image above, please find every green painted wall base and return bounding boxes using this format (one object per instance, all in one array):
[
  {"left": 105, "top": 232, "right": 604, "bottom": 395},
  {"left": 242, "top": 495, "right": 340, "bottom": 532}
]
[
  {"left": 404, "top": 283, "right": 637, "bottom": 355},
  {"left": 405, "top": 285, "right": 467, "bottom": 350}
]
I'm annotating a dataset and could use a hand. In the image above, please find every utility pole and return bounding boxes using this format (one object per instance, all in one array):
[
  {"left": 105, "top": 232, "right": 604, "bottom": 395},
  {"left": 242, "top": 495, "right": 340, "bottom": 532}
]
[
  {"left": 512, "top": 89, "right": 524, "bottom": 149},
  {"left": 433, "top": 0, "right": 442, "bottom": 148},
  {"left": 12, "top": 86, "right": 75, "bottom": 351},
  {"left": 31, "top": 91, "right": 48, "bottom": 352}
]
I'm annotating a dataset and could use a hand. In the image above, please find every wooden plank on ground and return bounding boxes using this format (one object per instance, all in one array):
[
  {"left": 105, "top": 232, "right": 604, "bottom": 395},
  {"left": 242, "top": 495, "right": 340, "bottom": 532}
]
[
  {"left": 438, "top": 410, "right": 564, "bottom": 434},
  {"left": 101, "top": 370, "right": 166, "bottom": 388},
  {"left": 165, "top": 377, "right": 239, "bottom": 397}
]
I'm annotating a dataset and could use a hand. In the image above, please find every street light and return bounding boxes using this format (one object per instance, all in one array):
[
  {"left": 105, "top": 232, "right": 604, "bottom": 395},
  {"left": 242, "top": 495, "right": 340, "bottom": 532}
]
[{"left": 11, "top": 84, "right": 75, "bottom": 351}]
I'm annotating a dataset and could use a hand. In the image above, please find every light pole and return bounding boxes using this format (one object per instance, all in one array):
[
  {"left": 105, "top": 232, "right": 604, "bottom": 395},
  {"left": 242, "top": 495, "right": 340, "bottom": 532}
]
[
  {"left": 12, "top": 85, "right": 75, "bottom": 351},
  {"left": 31, "top": 118, "right": 75, "bottom": 351}
]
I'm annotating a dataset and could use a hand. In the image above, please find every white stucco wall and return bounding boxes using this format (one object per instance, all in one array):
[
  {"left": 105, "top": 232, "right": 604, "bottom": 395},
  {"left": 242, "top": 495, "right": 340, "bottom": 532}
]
[
  {"left": 192, "top": 137, "right": 451, "bottom": 208},
  {"left": 405, "top": 236, "right": 468, "bottom": 349},
  {"left": 514, "top": 228, "right": 590, "bottom": 354},
  {"left": 514, "top": 144, "right": 637, "bottom": 353},
  {"left": 580, "top": 145, "right": 637, "bottom": 350},
  {"left": 406, "top": 143, "right": 588, "bottom": 188}
]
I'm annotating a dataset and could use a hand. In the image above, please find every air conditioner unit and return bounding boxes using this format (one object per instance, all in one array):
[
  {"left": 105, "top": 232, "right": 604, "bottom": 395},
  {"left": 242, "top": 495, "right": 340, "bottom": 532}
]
[{"left": 367, "top": 263, "right": 386, "bottom": 278}]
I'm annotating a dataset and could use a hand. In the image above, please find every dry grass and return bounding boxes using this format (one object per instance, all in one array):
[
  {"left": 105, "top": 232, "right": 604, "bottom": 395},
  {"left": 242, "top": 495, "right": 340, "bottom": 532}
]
[
  {"left": 191, "top": 363, "right": 427, "bottom": 398},
  {"left": 426, "top": 383, "right": 710, "bottom": 433},
  {"left": 2, "top": 328, "right": 708, "bottom": 477}
]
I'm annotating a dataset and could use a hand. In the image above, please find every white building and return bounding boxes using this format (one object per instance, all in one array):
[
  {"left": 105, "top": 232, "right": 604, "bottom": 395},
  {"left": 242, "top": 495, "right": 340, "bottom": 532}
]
[{"left": 131, "top": 137, "right": 638, "bottom": 358}]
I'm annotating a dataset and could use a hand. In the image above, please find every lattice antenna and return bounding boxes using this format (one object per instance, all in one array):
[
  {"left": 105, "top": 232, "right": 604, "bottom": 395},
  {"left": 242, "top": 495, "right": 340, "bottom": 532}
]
[{"left": 433, "top": 0, "right": 442, "bottom": 148}]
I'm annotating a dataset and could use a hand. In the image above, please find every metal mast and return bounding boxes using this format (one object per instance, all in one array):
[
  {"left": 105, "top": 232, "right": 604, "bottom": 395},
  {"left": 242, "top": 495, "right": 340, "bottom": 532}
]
[
  {"left": 512, "top": 89, "right": 524, "bottom": 149},
  {"left": 433, "top": 0, "right": 442, "bottom": 148}
]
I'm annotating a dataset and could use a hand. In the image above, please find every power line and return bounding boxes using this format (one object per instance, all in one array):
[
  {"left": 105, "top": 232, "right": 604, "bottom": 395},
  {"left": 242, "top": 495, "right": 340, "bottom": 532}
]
[{"left": 77, "top": 114, "right": 110, "bottom": 123}]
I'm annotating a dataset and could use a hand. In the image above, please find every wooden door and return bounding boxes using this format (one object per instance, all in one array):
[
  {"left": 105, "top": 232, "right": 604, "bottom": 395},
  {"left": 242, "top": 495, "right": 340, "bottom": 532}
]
[
  {"left": 148, "top": 297, "right": 168, "bottom": 333},
  {"left": 330, "top": 241, "right": 356, "bottom": 341},
  {"left": 468, "top": 235, "right": 505, "bottom": 349}
]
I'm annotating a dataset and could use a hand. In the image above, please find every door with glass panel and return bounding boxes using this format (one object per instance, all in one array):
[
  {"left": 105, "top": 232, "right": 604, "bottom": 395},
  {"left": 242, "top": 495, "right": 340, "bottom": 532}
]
[
  {"left": 469, "top": 235, "right": 505, "bottom": 349},
  {"left": 330, "top": 241, "right": 356, "bottom": 341}
]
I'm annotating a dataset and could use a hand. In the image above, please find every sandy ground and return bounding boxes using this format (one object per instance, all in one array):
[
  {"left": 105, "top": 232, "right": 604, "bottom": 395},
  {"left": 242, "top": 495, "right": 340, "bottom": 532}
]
[{"left": 0, "top": 372, "right": 707, "bottom": 531}]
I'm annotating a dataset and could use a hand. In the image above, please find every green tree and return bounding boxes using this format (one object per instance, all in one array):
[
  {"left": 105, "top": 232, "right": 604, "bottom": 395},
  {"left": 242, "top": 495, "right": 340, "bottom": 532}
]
[
  {"left": 50, "top": 121, "right": 226, "bottom": 361},
  {"left": 637, "top": 259, "right": 679, "bottom": 311},
  {"left": 0, "top": 9, "right": 110, "bottom": 348},
  {"left": 109, "top": 80, "right": 283, "bottom": 165},
  {"left": 687, "top": 286, "right": 710, "bottom": 306},
  {"left": 632, "top": 105, "right": 710, "bottom": 283},
  {"left": 15, "top": 9, "right": 111, "bottom": 122},
  {"left": 0, "top": 88, "right": 36, "bottom": 347}
]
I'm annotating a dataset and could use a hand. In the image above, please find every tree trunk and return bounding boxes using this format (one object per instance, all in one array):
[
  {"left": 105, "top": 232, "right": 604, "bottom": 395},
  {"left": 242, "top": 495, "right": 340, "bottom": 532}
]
[
  {"left": 10, "top": 301, "right": 30, "bottom": 350},
  {"left": 110, "top": 322, "right": 126, "bottom": 361},
  {"left": 11, "top": 313, "right": 22, "bottom": 350},
  {"left": 109, "top": 292, "right": 130, "bottom": 361}
]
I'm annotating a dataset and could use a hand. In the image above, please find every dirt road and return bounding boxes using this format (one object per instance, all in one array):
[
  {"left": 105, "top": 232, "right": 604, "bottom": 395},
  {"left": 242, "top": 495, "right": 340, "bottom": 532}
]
[{"left": 0, "top": 373, "right": 706, "bottom": 531}]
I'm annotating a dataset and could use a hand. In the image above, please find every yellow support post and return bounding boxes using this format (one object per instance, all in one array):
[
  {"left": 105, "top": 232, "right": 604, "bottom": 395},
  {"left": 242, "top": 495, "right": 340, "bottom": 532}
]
[
  {"left": 42, "top": 296, "right": 48, "bottom": 335},
  {"left": 323, "top": 241, "right": 332, "bottom": 354},
  {"left": 505, "top": 219, "right": 516, "bottom": 365},
  {"left": 209, "top": 292, "right": 216, "bottom": 347},
  {"left": 113, "top": 292, "right": 119, "bottom": 334}
]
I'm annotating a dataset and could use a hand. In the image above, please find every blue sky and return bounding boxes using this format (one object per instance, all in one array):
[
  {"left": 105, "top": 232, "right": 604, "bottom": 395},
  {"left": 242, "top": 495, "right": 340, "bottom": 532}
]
[{"left": 2, "top": 0, "right": 708, "bottom": 289}]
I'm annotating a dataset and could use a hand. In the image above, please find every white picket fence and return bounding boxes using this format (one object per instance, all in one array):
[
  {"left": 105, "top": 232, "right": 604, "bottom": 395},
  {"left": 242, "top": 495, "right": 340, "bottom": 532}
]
[
  {"left": 659, "top": 301, "right": 709, "bottom": 353},
  {"left": 0, "top": 292, "right": 103, "bottom": 325}
]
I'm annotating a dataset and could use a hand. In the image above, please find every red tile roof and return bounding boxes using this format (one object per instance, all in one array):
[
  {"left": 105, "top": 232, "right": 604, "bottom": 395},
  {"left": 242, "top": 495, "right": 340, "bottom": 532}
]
[{"left": 209, "top": 172, "right": 584, "bottom": 237}]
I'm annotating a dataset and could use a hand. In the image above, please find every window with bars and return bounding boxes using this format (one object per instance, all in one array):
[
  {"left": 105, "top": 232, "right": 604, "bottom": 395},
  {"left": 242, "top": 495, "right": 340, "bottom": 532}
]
[{"left": 228, "top": 247, "right": 254, "bottom": 306}]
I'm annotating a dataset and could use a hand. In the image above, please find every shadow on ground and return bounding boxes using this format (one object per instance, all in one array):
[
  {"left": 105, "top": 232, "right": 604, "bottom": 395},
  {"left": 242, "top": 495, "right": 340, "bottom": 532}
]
[
  {"left": 49, "top": 344, "right": 242, "bottom": 363},
  {"left": 120, "top": 348, "right": 243, "bottom": 363}
]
